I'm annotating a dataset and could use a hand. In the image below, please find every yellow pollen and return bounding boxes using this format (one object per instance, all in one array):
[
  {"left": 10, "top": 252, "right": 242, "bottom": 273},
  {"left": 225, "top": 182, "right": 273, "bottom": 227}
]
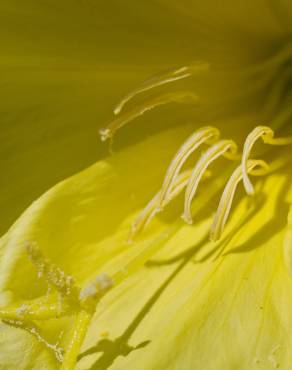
[
  {"left": 183, "top": 139, "right": 238, "bottom": 224},
  {"left": 159, "top": 126, "right": 220, "bottom": 208},
  {"left": 99, "top": 91, "right": 198, "bottom": 142},
  {"left": 242, "top": 126, "right": 292, "bottom": 195},
  {"left": 113, "top": 61, "right": 209, "bottom": 115},
  {"left": 26, "top": 241, "right": 79, "bottom": 301},
  {"left": 210, "top": 159, "right": 269, "bottom": 242}
]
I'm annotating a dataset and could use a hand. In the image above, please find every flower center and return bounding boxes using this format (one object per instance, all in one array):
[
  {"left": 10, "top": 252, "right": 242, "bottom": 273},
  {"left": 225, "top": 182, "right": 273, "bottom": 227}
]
[{"left": 98, "top": 45, "right": 292, "bottom": 243}]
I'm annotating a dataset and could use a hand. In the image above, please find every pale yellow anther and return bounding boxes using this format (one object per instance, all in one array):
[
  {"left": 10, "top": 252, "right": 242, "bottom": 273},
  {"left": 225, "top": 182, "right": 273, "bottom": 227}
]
[
  {"left": 182, "top": 139, "right": 238, "bottom": 224},
  {"left": 79, "top": 273, "right": 113, "bottom": 309},
  {"left": 114, "top": 61, "right": 209, "bottom": 115},
  {"left": 128, "top": 170, "right": 193, "bottom": 241},
  {"left": 99, "top": 91, "right": 198, "bottom": 142},
  {"left": 159, "top": 126, "right": 220, "bottom": 208},
  {"left": 242, "top": 126, "right": 292, "bottom": 195},
  {"left": 210, "top": 159, "right": 269, "bottom": 242}
]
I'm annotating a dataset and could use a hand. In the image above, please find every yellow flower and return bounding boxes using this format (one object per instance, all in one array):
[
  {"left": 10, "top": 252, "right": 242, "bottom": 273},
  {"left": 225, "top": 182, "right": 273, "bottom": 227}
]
[{"left": 1, "top": 1, "right": 292, "bottom": 369}]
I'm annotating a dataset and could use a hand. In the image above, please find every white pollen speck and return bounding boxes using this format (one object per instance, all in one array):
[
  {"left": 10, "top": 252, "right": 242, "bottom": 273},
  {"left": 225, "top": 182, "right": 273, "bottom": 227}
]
[{"left": 16, "top": 304, "right": 29, "bottom": 316}]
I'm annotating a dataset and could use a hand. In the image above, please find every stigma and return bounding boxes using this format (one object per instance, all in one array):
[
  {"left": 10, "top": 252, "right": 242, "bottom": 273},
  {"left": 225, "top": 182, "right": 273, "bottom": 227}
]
[{"left": 0, "top": 243, "right": 114, "bottom": 370}]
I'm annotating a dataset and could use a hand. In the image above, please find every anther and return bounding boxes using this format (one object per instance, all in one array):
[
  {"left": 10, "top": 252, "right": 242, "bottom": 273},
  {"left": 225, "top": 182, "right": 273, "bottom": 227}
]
[
  {"left": 210, "top": 159, "right": 269, "bottom": 242},
  {"left": 79, "top": 273, "right": 113, "bottom": 309},
  {"left": 182, "top": 139, "right": 238, "bottom": 224},
  {"left": 242, "top": 126, "right": 292, "bottom": 195},
  {"left": 114, "top": 62, "right": 209, "bottom": 115},
  {"left": 159, "top": 126, "right": 220, "bottom": 208},
  {"left": 99, "top": 91, "right": 198, "bottom": 142}
]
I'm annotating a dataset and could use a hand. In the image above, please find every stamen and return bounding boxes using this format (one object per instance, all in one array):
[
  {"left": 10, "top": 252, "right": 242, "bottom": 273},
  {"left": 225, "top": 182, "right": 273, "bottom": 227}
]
[
  {"left": 26, "top": 242, "right": 79, "bottom": 301},
  {"left": 242, "top": 126, "right": 292, "bottom": 195},
  {"left": 159, "top": 126, "right": 220, "bottom": 208},
  {"left": 210, "top": 160, "right": 269, "bottom": 242},
  {"left": 114, "top": 62, "right": 209, "bottom": 115},
  {"left": 128, "top": 170, "right": 193, "bottom": 241},
  {"left": 99, "top": 91, "right": 198, "bottom": 142},
  {"left": 182, "top": 139, "right": 238, "bottom": 224}
]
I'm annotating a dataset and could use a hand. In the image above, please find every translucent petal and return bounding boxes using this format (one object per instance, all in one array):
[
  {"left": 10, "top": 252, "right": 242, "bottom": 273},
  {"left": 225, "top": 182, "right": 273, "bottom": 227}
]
[
  {"left": 80, "top": 171, "right": 292, "bottom": 370},
  {"left": 0, "top": 121, "right": 291, "bottom": 369}
]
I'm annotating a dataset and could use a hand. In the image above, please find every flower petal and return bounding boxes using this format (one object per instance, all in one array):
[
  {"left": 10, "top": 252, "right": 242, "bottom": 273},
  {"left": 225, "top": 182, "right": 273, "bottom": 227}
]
[
  {"left": 0, "top": 115, "right": 291, "bottom": 368},
  {"left": 284, "top": 203, "right": 292, "bottom": 276},
  {"left": 80, "top": 171, "right": 292, "bottom": 370}
]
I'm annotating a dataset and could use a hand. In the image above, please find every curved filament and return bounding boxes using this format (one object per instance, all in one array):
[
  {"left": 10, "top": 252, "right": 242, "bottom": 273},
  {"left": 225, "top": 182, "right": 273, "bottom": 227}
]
[
  {"left": 114, "top": 61, "right": 209, "bottom": 115},
  {"left": 159, "top": 126, "right": 220, "bottom": 208},
  {"left": 128, "top": 170, "right": 193, "bottom": 242},
  {"left": 242, "top": 126, "right": 292, "bottom": 195},
  {"left": 210, "top": 160, "right": 269, "bottom": 242},
  {"left": 183, "top": 139, "right": 238, "bottom": 224}
]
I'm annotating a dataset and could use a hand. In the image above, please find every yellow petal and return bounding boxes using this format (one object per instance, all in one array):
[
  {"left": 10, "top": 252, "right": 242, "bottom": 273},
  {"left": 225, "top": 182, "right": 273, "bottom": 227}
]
[
  {"left": 0, "top": 115, "right": 291, "bottom": 368},
  {"left": 284, "top": 204, "right": 292, "bottom": 276},
  {"left": 79, "top": 171, "right": 292, "bottom": 370}
]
